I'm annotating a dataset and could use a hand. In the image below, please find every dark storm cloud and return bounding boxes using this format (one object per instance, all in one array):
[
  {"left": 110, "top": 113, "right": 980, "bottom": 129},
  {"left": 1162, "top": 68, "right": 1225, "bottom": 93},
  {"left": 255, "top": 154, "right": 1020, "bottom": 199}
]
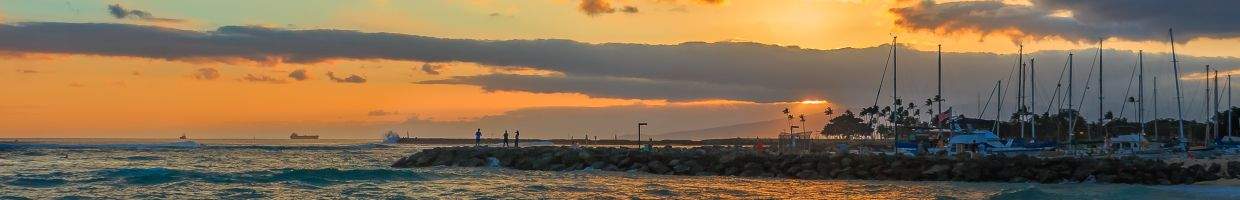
[
  {"left": 288, "top": 69, "right": 309, "bottom": 81},
  {"left": 890, "top": 0, "right": 1240, "bottom": 43},
  {"left": 419, "top": 74, "right": 795, "bottom": 102},
  {"left": 420, "top": 63, "right": 445, "bottom": 75},
  {"left": 326, "top": 72, "right": 366, "bottom": 83},
  {"left": 2, "top": 22, "right": 1240, "bottom": 121},
  {"left": 107, "top": 4, "right": 184, "bottom": 23},
  {"left": 191, "top": 68, "right": 220, "bottom": 80}
]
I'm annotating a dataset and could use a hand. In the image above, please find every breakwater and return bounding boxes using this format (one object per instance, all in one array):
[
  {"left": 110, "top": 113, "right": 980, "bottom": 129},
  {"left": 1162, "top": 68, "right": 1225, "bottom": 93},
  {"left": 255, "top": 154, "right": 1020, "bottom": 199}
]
[{"left": 392, "top": 146, "right": 1240, "bottom": 185}]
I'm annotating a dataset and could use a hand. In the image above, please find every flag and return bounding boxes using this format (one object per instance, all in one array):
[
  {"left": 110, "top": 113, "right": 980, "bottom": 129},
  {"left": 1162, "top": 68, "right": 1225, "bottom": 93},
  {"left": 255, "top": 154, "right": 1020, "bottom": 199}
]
[
  {"left": 934, "top": 107, "right": 953, "bottom": 125},
  {"left": 638, "top": 122, "right": 648, "bottom": 126}
]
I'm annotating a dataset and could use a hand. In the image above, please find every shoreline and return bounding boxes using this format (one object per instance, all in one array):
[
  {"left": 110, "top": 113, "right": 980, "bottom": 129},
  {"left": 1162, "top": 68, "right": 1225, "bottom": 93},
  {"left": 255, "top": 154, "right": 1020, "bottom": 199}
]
[{"left": 392, "top": 146, "right": 1239, "bottom": 185}]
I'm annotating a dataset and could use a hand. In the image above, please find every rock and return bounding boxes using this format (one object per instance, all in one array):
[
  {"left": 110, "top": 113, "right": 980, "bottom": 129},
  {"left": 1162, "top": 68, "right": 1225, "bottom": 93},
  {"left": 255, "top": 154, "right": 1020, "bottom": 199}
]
[
  {"left": 486, "top": 157, "right": 501, "bottom": 167},
  {"left": 390, "top": 146, "right": 1212, "bottom": 185},
  {"left": 673, "top": 164, "right": 691, "bottom": 174},
  {"left": 648, "top": 160, "right": 671, "bottom": 174},
  {"left": 795, "top": 170, "right": 819, "bottom": 179},
  {"left": 590, "top": 161, "right": 607, "bottom": 170},
  {"left": 1229, "top": 161, "right": 1240, "bottom": 178},
  {"left": 718, "top": 153, "right": 740, "bottom": 164},
  {"left": 923, "top": 164, "right": 950, "bottom": 176}
]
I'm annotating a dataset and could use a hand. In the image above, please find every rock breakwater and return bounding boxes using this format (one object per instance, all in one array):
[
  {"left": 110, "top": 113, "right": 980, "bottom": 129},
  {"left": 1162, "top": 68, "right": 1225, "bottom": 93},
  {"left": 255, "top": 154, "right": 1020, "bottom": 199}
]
[{"left": 392, "top": 146, "right": 1238, "bottom": 185}]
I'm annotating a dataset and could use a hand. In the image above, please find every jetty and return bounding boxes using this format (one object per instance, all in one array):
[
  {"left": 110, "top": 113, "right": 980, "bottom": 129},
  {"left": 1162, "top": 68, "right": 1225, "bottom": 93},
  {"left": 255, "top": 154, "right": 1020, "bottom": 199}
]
[{"left": 392, "top": 146, "right": 1239, "bottom": 185}]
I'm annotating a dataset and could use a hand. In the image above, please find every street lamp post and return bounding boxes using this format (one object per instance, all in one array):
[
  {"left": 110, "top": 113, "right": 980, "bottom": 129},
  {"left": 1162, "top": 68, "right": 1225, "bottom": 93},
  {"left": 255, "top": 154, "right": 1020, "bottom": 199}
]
[{"left": 638, "top": 122, "right": 648, "bottom": 147}]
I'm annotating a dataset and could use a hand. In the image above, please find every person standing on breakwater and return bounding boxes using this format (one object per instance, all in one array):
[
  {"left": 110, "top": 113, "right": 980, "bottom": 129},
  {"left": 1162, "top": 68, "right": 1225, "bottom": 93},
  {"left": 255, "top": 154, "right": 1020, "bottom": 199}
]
[
  {"left": 503, "top": 130, "right": 510, "bottom": 147},
  {"left": 475, "top": 129, "right": 482, "bottom": 146},
  {"left": 514, "top": 130, "right": 521, "bottom": 147}
]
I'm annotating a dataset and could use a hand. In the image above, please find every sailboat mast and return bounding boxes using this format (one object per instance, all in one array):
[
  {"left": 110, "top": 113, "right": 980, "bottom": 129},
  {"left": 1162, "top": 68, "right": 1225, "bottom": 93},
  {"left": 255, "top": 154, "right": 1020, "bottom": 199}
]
[
  {"left": 892, "top": 36, "right": 898, "bottom": 142},
  {"left": 1154, "top": 76, "right": 1160, "bottom": 140},
  {"left": 1031, "top": 58, "right": 1037, "bottom": 140},
  {"left": 1170, "top": 28, "right": 1187, "bottom": 151},
  {"left": 892, "top": 36, "right": 898, "bottom": 105},
  {"left": 1139, "top": 51, "right": 1145, "bottom": 136},
  {"left": 1019, "top": 45, "right": 1026, "bottom": 139},
  {"left": 1205, "top": 65, "right": 1212, "bottom": 145},
  {"left": 995, "top": 80, "right": 1003, "bottom": 134},
  {"left": 937, "top": 44, "right": 943, "bottom": 127},
  {"left": 1098, "top": 39, "right": 1106, "bottom": 140},
  {"left": 1067, "top": 53, "right": 1075, "bottom": 149},
  {"left": 1210, "top": 68, "right": 1220, "bottom": 144},
  {"left": 1229, "top": 75, "right": 1234, "bottom": 138}
]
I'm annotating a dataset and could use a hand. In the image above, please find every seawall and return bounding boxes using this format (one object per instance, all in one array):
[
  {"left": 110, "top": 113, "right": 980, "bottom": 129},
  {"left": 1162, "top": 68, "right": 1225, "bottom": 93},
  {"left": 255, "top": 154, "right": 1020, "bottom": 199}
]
[{"left": 391, "top": 146, "right": 1239, "bottom": 185}]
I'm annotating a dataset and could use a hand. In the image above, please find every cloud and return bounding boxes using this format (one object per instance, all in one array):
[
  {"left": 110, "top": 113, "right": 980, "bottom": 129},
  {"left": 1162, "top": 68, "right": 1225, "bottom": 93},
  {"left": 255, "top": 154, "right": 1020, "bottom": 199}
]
[
  {"left": 420, "top": 63, "right": 445, "bottom": 75},
  {"left": 576, "top": 0, "right": 720, "bottom": 15},
  {"left": 420, "top": 74, "right": 794, "bottom": 102},
  {"left": 3, "top": 22, "right": 1240, "bottom": 121},
  {"left": 368, "top": 110, "right": 397, "bottom": 116},
  {"left": 890, "top": 0, "right": 1240, "bottom": 43},
  {"left": 288, "top": 69, "right": 309, "bottom": 81},
  {"left": 579, "top": 0, "right": 617, "bottom": 16},
  {"left": 107, "top": 4, "right": 184, "bottom": 23},
  {"left": 488, "top": 12, "right": 513, "bottom": 18},
  {"left": 621, "top": 6, "right": 640, "bottom": 14},
  {"left": 240, "top": 74, "right": 287, "bottom": 84},
  {"left": 326, "top": 71, "right": 366, "bottom": 83},
  {"left": 191, "top": 68, "right": 220, "bottom": 80},
  {"left": 16, "top": 69, "right": 38, "bottom": 74}
]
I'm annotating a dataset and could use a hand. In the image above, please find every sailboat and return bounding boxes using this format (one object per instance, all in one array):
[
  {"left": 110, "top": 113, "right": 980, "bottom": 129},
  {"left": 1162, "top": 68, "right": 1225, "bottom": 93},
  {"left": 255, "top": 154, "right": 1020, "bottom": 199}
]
[
  {"left": 942, "top": 80, "right": 1051, "bottom": 155},
  {"left": 895, "top": 44, "right": 953, "bottom": 155},
  {"left": 1106, "top": 50, "right": 1161, "bottom": 156}
]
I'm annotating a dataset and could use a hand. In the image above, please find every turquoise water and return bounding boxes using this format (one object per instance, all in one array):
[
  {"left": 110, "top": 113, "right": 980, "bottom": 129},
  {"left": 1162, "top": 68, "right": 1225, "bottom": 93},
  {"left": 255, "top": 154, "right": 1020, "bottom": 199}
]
[{"left": 0, "top": 139, "right": 1237, "bottom": 199}]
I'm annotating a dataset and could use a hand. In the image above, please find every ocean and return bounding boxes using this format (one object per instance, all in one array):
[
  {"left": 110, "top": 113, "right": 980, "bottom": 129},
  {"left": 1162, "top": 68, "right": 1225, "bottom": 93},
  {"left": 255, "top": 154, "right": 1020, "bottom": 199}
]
[{"left": 1, "top": 139, "right": 1237, "bottom": 199}]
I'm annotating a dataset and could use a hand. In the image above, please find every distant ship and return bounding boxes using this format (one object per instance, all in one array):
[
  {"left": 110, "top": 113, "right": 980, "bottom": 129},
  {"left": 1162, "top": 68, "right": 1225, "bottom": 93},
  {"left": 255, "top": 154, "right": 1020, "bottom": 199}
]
[
  {"left": 179, "top": 133, "right": 188, "bottom": 140},
  {"left": 289, "top": 133, "right": 319, "bottom": 139}
]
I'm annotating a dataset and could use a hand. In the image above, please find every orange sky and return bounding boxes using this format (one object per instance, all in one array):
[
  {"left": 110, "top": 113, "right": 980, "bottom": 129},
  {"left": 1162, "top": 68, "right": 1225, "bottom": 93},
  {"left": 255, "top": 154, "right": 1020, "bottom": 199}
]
[{"left": 2, "top": 0, "right": 1238, "bottom": 138}]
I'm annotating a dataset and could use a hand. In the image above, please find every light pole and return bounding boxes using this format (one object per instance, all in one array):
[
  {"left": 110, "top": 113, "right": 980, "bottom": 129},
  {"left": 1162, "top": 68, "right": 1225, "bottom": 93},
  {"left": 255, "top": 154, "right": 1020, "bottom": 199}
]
[{"left": 637, "top": 122, "right": 648, "bottom": 147}]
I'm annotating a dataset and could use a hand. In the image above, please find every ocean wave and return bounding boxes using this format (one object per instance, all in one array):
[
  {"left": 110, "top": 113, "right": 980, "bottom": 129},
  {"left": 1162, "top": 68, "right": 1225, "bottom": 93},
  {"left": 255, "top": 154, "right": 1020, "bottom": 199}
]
[
  {"left": 5, "top": 178, "right": 68, "bottom": 188},
  {"left": 123, "top": 155, "right": 164, "bottom": 161},
  {"left": 1158, "top": 185, "right": 1240, "bottom": 199},
  {"left": 988, "top": 186, "right": 1063, "bottom": 200},
  {"left": 203, "top": 143, "right": 394, "bottom": 151},
  {"left": 0, "top": 141, "right": 202, "bottom": 150},
  {"left": 0, "top": 141, "right": 403, "bottom": 152},
  {"left": 90, "top": 167, "right": 429, "bottom": 186},
  {"left": 215, "top": 188, "right": 268, "bottom": 199}
]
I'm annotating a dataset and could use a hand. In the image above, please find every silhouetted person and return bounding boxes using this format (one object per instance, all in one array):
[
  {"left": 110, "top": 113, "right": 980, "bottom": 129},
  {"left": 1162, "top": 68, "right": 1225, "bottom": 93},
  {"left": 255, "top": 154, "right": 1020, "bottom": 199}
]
[
  {"left": 475, "top": 129, "right": 482, "bottom": 146},
  {"left": 515, "top": 130, "right": 521, "bottom": 147},
  {"left": 503, "top": 130, "right": 510, "bottom": 147}
]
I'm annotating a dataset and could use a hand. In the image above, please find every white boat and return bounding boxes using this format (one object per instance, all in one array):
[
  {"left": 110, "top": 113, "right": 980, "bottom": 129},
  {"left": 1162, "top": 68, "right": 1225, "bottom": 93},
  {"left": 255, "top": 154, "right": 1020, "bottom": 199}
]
[
  {"left": 942, "top": 124, "right": 1052, "bottom": 156},
  {"left": 1106, "top": 134, "right": 1163, "bottom": 156}
]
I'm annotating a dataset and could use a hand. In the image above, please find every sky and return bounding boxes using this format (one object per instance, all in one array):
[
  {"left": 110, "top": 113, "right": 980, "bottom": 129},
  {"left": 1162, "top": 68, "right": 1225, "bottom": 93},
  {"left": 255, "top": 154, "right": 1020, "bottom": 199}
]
[{"left": 2, "top": 0, "right": 1240, "bottom": 139}]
